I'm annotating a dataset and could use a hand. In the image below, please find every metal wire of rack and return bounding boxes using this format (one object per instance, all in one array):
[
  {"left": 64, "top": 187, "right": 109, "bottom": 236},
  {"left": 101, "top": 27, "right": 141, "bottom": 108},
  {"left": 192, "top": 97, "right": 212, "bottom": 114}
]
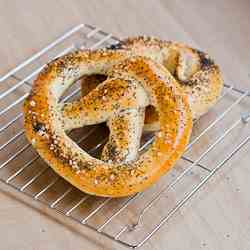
[{"left": 0, "top": 23, "right": 249, "bottom": 249}]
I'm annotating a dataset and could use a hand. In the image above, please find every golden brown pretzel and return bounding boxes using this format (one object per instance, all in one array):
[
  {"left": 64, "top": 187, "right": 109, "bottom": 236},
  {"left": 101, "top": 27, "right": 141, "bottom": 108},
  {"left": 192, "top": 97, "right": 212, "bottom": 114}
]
[
  {"left": 23, "top": 49, "right": 192, "bottom": 197},
  {"left": 81, "top": 37, "right": 223, "bottom": 131}
]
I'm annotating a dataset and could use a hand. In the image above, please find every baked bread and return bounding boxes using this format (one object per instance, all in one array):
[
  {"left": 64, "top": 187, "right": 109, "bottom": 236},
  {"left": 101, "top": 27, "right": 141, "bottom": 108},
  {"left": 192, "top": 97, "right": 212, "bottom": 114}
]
[
  {"left": 81, "top": 37, "right": 223, "bottom": 131},
  {"left": 23, "top": 50, "right": 192, "bottom": 197}
]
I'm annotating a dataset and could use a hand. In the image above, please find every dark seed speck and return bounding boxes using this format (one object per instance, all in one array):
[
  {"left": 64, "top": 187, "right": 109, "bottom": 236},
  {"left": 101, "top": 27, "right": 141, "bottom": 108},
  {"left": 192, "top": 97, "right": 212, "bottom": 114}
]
[{"left": 33, "top": 122, "right": 44, "bottom": 132}]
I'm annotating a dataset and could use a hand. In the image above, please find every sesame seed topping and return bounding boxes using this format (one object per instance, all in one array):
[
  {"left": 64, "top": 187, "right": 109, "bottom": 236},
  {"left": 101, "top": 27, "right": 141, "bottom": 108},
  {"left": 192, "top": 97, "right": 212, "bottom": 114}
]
[
  {"left": 31, "top": 138, "right": 36, "bottom": 145},
  {"left": 102, "top": 165, "right": 109, "bottom": 170},
  {"left": 94, "top": 179, "right": 99, "bottom": 185},
  {"left": 109, "top": 174, "right": 115, "bottom": 181},
  {"left": 158, "top": 132, "right": 163, "bottom": 138},
  {"left": 130, "top": 169, "right": 135, "bottom": 176},
  {"left": 30, "top": 100, "right": 36, "bottom": 107},
  {"left": 72, "top": 164, "right": 79, "bottom": 170},
  {"left": 37, "top": 130, "right": 46, "bottom": 136}
]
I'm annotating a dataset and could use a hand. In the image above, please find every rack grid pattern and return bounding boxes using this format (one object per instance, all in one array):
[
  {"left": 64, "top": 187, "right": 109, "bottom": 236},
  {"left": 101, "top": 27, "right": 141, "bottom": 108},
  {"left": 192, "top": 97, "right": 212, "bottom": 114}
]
[{"left": 0, "top": 24, "right": 249, "bottom": 249}]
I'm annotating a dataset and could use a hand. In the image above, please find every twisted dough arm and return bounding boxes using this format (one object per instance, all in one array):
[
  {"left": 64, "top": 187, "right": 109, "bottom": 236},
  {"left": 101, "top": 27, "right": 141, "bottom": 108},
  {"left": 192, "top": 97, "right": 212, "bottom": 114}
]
[
  {"left": 61, "top": 77, "right": 149, "bottom": 131},
  {"left": 102, "top": 108, "right": 145, "bottom": 163}
]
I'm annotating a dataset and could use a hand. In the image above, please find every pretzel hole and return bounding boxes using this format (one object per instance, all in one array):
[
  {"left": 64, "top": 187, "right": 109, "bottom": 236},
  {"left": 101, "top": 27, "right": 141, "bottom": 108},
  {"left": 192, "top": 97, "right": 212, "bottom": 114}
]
[
  {"left": 66, "top": 123, "right": 155, "bottom": 162},
  {"left": 67, "top": 124, "right": 109, "bottom": 158},
  {"left": 59, "top": 74, "right": 107, "bottom": 103},
  {"left": 144, "top": 105, "right": 159, "bottom": 126},
  {"left": 81, "top": 74, "right": 107, "bottom": 97}
]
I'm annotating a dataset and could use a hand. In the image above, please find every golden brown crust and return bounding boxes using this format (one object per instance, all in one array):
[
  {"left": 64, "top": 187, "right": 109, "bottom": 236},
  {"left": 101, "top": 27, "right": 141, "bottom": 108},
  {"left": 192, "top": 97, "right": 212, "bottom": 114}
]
[
  {"left": 81, "top": 37, "right": 223, "bottom": 131},
  {"left": 23, "top": 50, "right": 192, "bottom": 197}
]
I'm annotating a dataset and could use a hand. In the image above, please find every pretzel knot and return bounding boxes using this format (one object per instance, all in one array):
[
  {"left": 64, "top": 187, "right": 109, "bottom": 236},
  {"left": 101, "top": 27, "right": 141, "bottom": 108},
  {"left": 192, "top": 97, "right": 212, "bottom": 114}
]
[
  {"left": 24, "top": 50, "right": 192, "bottom": 197},
  {"left": 82, "top": 37, "right": 223, "bottom": 131}
]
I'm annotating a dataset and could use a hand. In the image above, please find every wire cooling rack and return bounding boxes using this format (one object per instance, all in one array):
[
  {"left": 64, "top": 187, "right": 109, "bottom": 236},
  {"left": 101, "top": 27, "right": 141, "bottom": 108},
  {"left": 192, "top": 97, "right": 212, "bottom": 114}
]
[{"left": 0, "top": 24, "right": 250, "bottom": 249}]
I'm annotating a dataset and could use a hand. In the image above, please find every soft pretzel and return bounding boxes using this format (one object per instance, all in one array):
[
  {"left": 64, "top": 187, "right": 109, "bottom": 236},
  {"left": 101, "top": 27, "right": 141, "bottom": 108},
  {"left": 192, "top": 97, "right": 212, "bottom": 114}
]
[
  {"left": 23, "top": 50, "right": 192, "bottom": 197},
  {"left": 81, "top": 37, "right": 223, "bottom": 131}
]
